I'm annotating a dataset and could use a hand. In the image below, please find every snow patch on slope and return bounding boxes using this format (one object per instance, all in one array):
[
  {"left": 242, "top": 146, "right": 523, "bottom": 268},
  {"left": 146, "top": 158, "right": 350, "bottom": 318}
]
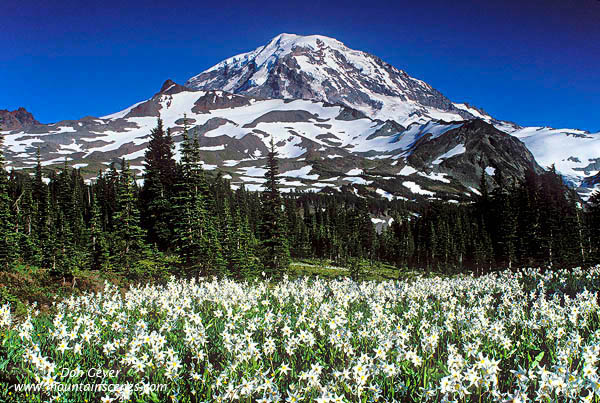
[
  {"left": 432, "top": 144, "right": 466, "bottom": 165},
  {"left": 393, "top": 122, "right": 463, "bottom": 157},
  {"left": 418, "top": 172, "right": 451, "bottom": 183},
  {"left": 280, "top": 165, "right": 319, "bottom": 180},
  {"left": 403, "top": 181, "right": 434, "bottom": 196}
]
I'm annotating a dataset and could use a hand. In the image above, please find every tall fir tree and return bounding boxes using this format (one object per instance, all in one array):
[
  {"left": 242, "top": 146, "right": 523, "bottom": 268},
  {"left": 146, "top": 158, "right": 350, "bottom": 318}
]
[
  {"left": 89, "top": 197, "right": 110, "bottom": 271},
  {"left": 231, "top": 209, "right": 259, "bottom": 278},
  {"left": 14, "top": 177, "right": 37, "bottom": 263},
  {"left": 173, "top": 119, "right": 196, "bottom": 264},
  {"left": 515, "top": 167, "right": 541, "bottom": 265},
  {"left": 173, "top": 120, "right": 213, "bottom": 273},
  {"left": 259, "top": 138, "right": 290, "bottom": 278},
  {"left": 491, "top": 169, "right": 517, "bottom": 268},
  {"left": 357, "top": 198, "right": 376, "bottom": 261},
  {"left": 141, "top": 118, "right": 177, "bottom": 250},
  {"left": 538, "top": 166, "right": 564, "bottom": 267},
  {"left": 111, "top": 162, "right": 147, "bottom": 271},
  {"left": 37, "top": 193, "right": 54, "bottom": 269}
]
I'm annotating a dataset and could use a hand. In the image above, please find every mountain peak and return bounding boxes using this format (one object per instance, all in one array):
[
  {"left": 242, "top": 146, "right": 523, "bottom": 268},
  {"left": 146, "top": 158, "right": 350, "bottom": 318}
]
[
  {"left": 266, "top": 33, "right": 345, "bottom": 50},
  {"left": 185, "top": 34, "right": 472, "bottom": 126},
  {"left": 157, "top": 79, "right": 188, "bottom": 96},
  {"left": 160, "top": 79, "right": 177, "bottom": 92}
]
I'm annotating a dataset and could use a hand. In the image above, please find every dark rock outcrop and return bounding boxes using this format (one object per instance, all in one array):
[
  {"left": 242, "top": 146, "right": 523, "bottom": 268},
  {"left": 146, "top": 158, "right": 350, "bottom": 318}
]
[
  {"left": 408, "top": 120, "right": 542, "bottom": 188},
  {"left": 0, "top": 107, "right": 40, "bottom": 130}
]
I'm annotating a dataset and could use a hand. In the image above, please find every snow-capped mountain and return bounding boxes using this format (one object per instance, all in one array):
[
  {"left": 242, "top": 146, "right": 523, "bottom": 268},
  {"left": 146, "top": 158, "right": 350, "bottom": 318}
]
[
  {"left": 1, "top": 33, "right": 598, "bottom": 200},
  {"left": 186, "top": 34, "right": 482, "bottom": 127}
]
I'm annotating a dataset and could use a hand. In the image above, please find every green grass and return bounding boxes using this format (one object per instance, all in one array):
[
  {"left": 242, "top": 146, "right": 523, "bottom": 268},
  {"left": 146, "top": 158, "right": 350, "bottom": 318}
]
[{"left": 288, "top": 259, "right": 427, "bottom": 281}]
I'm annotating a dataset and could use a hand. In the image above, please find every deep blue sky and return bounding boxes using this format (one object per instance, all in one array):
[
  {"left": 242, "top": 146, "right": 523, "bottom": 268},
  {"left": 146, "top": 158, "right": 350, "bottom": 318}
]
[{"left": 2, "top": 0, "right": 599, "bottom": 131}]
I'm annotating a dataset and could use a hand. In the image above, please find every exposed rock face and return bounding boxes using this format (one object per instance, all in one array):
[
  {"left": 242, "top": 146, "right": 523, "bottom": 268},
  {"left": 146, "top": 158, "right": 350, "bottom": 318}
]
[
  {"left": 408, "top": 120, "right": 542, "bottom": 189},
  {"left": 0, "top": 107, "right": 40, "bottom": 130},
  {"left": 191, "top": 91, "right": 252, "bottom": 114},
  {"left": 125, "top": 100, "right": 162, "bottom": 118},
  {"left": 367, "top": 120, "right": 406, "bottom": 140},
  {"left": 242, "top": 110, "right": 322, "bottom": 128},
  {"left": 159, "top": 79, "right": 188, "bottom": 95},
  {"left": 123, "top": 80, "right": 191, "bottom": 118},
  {"left": 335, "top": 106, "right": 369, "bottom": 121},
  {"left": 193, "top": 117, "right": 236, "bottom": 135}
]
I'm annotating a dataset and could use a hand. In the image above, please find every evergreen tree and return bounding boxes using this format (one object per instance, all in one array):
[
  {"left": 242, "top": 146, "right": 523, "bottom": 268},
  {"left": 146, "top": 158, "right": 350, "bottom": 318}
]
[
  {"left": 202, "top": 219, "right": 227, "bottom": 277},
  {"left": 141, "top": 118, "right": 177, "bottom": 250},
  {"left": 220, "top": 197, "right": 241, "bottom": 277},
  {"left": 50, "top": 164, "right": 77, "bottom": 276},
  {"left": 69, "top": 168, "right": 87, "bottom": 247},
  {"left": 515, "top": 167, "right": 541, "bottom": 266},
  {"left": 231, "top": 210, "right": 260, "bottom": 278},
  {"left": 395, "top": 215, "right": 415, "bottom": 267},
  {"left": 173, "top": 120, "right": 198, "bottom": 266},
  {"left": 538, "top": 166, "right": 564, "bottom": 267},
  {"left": 491, "top": 169, "right": 517, "bottom": 268},
  {"left": 89, "top": 197, "right": 109, "bottom": 271},
  {"left": 357, "top": 198, "right": 376, "bottom": 261},
  {"left": 37, "top": 188, "right": 54, "bottom": 269},
  {"left": 173, "top": 121, "right": 214, "bottom": 274},
  {"left": 259, "top": 138, "right": 290, "bottom": 278},
  {"left": 472, "top": 222, "right": 493, "bottom": 274},
  {"left": 14, "top": 177, "right": 37, "bottom": 263},
  {"left": 111, "top": 162, "right": 147, "bottom": 271}
]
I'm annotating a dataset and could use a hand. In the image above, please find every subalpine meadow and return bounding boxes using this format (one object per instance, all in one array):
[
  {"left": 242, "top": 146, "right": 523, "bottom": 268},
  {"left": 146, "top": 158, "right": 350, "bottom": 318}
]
[{"left": 2, "top": 267, "right": 600, "bottom": 402}]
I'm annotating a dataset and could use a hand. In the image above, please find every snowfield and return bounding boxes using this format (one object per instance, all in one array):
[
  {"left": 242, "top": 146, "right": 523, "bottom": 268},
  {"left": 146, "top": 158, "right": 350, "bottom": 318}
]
[
  {"left": 510, "top": 126, "right": 600, "bottom": 187},
  {"left": 2, "top": 266, "right": 600, "bottom": 402}
]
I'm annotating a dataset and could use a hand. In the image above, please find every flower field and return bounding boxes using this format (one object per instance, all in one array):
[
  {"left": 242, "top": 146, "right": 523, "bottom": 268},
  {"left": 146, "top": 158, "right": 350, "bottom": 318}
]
[{"left": 2, "top": 267, "right": 600, "bottom": 402}]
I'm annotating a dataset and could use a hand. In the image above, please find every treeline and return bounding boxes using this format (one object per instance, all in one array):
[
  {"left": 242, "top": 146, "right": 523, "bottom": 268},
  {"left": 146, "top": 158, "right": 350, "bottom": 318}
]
[{"left": 0, "top": 119, "right": 599, "bottom": 280}]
